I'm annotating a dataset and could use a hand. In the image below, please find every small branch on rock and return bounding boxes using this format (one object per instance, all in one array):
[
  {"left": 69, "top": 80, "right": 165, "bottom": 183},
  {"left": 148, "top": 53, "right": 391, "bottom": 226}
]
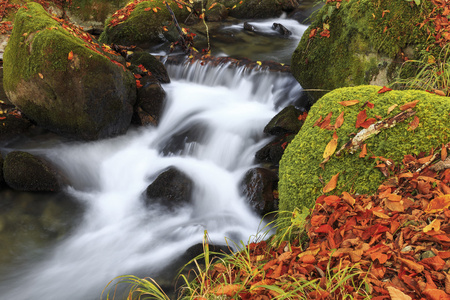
[
  {"left": 335, "top": 109, "right": 417, "bottom": 156},
  {"left": 164, "top": 2, "right": 190, "bottom": 52}
]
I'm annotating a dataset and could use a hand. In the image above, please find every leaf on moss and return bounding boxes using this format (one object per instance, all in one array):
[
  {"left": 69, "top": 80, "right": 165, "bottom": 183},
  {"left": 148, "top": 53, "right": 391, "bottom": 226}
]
[
  {"left": 320, "top": 112, "right": 333, "bottom": 129},
  {"left": 400, "top": 100, "right": 419, "bottom": 111},
  {"left": 355, "top": 109, "right": 367, "bottom": 128},
  {"left": 408, "top": 116, "right": 420, "bottom": 130},
  {"left": 334, "top": 111, "right": 344, "bottom": 129},
  {"left": 323, "top": 172, "right": 339, "bottom": 193},
  {"left": 323, "top": 131, "right": 338, "bottom": 158},
  {"left": 387, "top": 104, "right": 398, "bottom": 115},
  {"left": 442, "top": 144, "right": 448, "bottom": 161},
  {"left": 378, "top": 86, "right": 392, "bottom": 94},
  {"left": 359, "top": 143, "right": 367, "bottom": 158},
  {"left": 339, "top": 99, "right": 359, "bottom": 106},
  {"left": 68, "top": 50, "right": 73, "bottom": 60}
]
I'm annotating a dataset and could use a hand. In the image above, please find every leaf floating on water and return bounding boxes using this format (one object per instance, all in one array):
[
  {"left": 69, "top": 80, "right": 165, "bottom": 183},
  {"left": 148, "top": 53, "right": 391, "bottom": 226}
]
[
  {"left": 400, "top": 100, "right": 419, "bottom": 111},
  {"left": 323, "top": 172, "right": 339, "bottom": 193},
  {"left": 378, "top": 86, "right": 392, "bottom": 94}
]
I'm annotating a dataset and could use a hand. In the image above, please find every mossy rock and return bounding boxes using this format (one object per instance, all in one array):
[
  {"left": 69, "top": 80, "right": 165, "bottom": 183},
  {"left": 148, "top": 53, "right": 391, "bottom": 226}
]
[
  {"left": 223, "top": 0, "right": 300, "bottom": 19},
  {"left": 291, "top": 0, "right": 432, "bottom": 95},
  {"left": 3, "top": 3, "right": 136, "bottom": 140},
  {"left": 279, "top": 86, "right": 450, "bottom": 214},
  {"left": 99, "top": 0, "right": 192, "bottom": 48},
  {"left": 129, "top": 51, "right": 170, "bottom": 83},
  {"left": 3, "top": 151, "right": 66, "bottom": 192}
]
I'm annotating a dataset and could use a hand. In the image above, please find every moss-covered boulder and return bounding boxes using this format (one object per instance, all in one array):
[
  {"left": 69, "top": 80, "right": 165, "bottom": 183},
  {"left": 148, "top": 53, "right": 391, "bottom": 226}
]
[
  {"left": 291, "top": 0, "right": 432, "bottom": 95},
  {"left": 279, "top": 86, "right": 450, "bottom": 213},
  {"left": 222, "top": 0, "right": 300, "bottom": 19},
  {"left": 3, "top": 151, "right": 66, "bottom": 192},
  {"left": 99, "top": 0, "right": 193, "bottom": 48},
  {"left": 3, "top": 3, "right": 136, "bottom": 140},
  {"left": 129, "top": 51, "right": 170, "bottom": 83}
]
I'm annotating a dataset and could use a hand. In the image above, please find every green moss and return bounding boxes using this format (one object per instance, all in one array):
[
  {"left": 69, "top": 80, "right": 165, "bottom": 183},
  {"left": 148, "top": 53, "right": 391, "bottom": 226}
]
[
  {"left": 278, "top": 85, "right": 450, "bottom": 214},
  {"left": 291, "top": 0, "right": 432, "bottom": 92},
  {"left": 99, "top": 0, "right": 191, "bottom": 47}
]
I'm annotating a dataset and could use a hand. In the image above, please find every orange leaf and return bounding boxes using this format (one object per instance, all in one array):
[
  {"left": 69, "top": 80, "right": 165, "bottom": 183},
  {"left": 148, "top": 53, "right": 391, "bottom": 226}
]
[
  {"left": 387, "top": 286, "right": 412, "bottom": 300},
  {"left": 397, "top": 257, "right": 424, "bottom": 273},
  {"left": 399, "top": 100, "right": 419, "bottom": 111},
  {"left": 68, "top": 50, "right": 73, "bottom": 60},
  {"left": 334, "top": 111, "right": 344, "bottom": 129},
  {"left": 341, "top": 191, "right": 355, "bottom": 206},
  {"left": 309, "top": 28, "right": 317, "bottom": 38},
  {"left": 214, "top": 284, "right": 240, "bottom": 297},
  {"left": 425, "top": 195, "right": 450, "bottom": 213},
  {"left": 442, "top": 144, "right": 448, "bottom": 161},
  {"left": 320, "top": 112, "right": 333, "bottom": 129},
  {"left": 0, "top": 116, "right": 6, "bottom": 120},
  {"left": 359, "top": 144, "right": 367, "bottom": 158},
  {"left": 298, "top": 111, "right": 308, "bottom": 121},
  {"left": 423, "top": 288, "right": 449, "bottom": 300},
  {"left": 360, "top": 118, "right": 376, "bottom": 128},
  {"left": 418, "top": 155, "right": 433, "bottom": 164},
  {"left": 323, "top": 172, "right": 340, "bottom": 193},
  {"left": 339, "top": 99, "right": 359, "bottom": 106},
  {"left": 313, "top": 115, "right": 323, "bottom": 127},
  {"left": 355, "top": 109, "right": 367, "bottom": 128},
  {"left": 378, "top": 86, "right": 392, "bottom": 94},
  {"left": 421, "top": 255, "right": 446, "bottom": 271},
  {"left": 136, "top": 80, "right": 143, "bottom": 88},
  {"left": 423, "top": 219, "right": 441, "bottom": 233},
  {"left": 323, "top": 131, "right": 338, "bottom": 158},
  {"left": 366, "top": 101, "right": 374, "bottom": 109},
  {"left": 144, "top": 7, "right": 152, "bottom": 11},
  {"left": 408, "top": 115, "right": 419, "bottom": 130},
  {"left": 434, "top": 89, "right": 446, "bottom": 96},
  {"left": 38, "top": 73, "right": 44, "bottom": 79},
  {"left": 152, "top": 7, "right": 158, "bottom": 12},
  {"left": 300, "top": 254, "right": 316, "bottom": 264}
]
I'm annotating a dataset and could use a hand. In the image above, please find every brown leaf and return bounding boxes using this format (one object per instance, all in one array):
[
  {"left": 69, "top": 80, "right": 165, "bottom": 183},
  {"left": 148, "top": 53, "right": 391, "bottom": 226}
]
[
  {"left": 434, "top": 89, "right": 446, "bottom": 96},
  {"left": 313, "top": 116, "right": 323, "bottom": 127},
  {"left": 387, "top": 286, "right": 412, "bottom": 300},
  {"left": 334, "top": 111, "right": 344, "bottom": 129},
  {"left": 408, "top": 116, "right": 419, "bottom": 131},
  {"left": 323, "top": 172, "right": 340, "bottom": 193},
  {"left": 442, "top": 144, "right": 448, "bottom": 161},
  {"left": 422, "top": 288, "right": 450, "bottom": 300},
  {"left": 341, "top": 191, "right": 355, "bottom": 206},
  {"left": 387, "top": 104, "right": 398, "bottom": 115},
  {"left": 355, "top": 109, "right": 367, "bottom": 128},
  {"left": 359, "top": 144, "right": 368, "bottom": 158},
  {"left": 420, "top": 255, "right": 446, "bottom": 271},
  {"left": 214, "top": 284, "right": 241, "bottom": 296},
  {"left": 425, "top": 195, "right": 450, "bottom": 213},
  {"left": 360, "top": 118, "right": 377, "bottom": 128},
  {"left": 378, "top": 86, "right": 392, "bottom": 94},
  {"left": 399, "top": 100, "right": 419, "bottom": 111},
  {"left": 397, "top": 257, "right": 424, "bottom": 273},
  {"left": 339, "top": 99, "right": 359, "bottom": 106},
  {"left": 320, "top": 112, "right": 333, "bottom": 129}
]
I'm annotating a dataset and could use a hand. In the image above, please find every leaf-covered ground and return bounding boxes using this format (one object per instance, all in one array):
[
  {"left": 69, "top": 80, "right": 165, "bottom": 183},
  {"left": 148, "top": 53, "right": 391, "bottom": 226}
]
[{"left": 202, "top": 146, "right": 450, "bottom": 299}]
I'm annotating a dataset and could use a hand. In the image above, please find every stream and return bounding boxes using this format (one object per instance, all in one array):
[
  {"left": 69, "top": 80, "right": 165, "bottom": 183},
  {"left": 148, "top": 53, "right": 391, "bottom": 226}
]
[{"left": 0, "top": 17, "right": 307, "bottom": 299}]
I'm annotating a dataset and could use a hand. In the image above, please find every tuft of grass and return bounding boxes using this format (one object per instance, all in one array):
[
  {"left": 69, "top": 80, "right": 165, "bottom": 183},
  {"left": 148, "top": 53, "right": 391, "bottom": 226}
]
[
  {"left": 102, "top": 275, "right": 170, "bottom": 300},
  {"left": 394, "top": 44, "right": 450, "bottom": 96}
]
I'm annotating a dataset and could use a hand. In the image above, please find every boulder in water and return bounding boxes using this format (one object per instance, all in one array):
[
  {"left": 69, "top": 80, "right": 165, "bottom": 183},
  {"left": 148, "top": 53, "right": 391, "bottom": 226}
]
[
  {"left": 225, "top": 0, "right": 301, "bottom": 19},
  {"left": 3, "top": 3, "right": 136, "bottom": 140},
  {"left": 255, "top": 134, "right": 295, "bottom": 166},
  {"left": 264, "top": 105, "right": 305, "bottom": 135},
  {"left": 239, "top": 167, "right": 278, "bottom": 216},
  {"left": 145, "top": 167, "right": 194, "bottom": 208},
  {"left": 3, "top": 151, "right": 66, "bottom": 192},
  {"left": 132, "top": 75, "right": 166, "bottom": 126},
  {"left": 129, "top": 51, "right": 170, "bottom": 84}
]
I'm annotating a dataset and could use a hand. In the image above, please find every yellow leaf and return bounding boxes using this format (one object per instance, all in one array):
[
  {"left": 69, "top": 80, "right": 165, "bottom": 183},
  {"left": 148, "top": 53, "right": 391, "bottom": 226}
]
[
  {"left": 38, "top": 73, "right": 44, "bottom": 79},
  {"left": 425, "top": 195, "right": 450, "bottom": 213},
  {"left": 323, "top": 133, "right": 338, "bottom": 158},
  {"left": 323, "top": 172, "right": 340, "bottom": 193},
  {"left": 423, "top": 219, "right": 441, "bottom": 233},
  {"left": 342, "top": 191, "right": 355, "bottom": 206},
  {"left": 387, "top": 286, "right": 412, "bottom": 300},
  {"left": 256, "top": 61, "right": 262, "bottom": 66},
  {"left": 186, "top": 6, "right": 191, "bottom": 12}
]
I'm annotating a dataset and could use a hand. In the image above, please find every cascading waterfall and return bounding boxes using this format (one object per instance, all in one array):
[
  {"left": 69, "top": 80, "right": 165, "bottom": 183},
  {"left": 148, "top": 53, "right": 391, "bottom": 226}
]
[{"left": 0, "top": 18, "right": 305, "bottom": 300}]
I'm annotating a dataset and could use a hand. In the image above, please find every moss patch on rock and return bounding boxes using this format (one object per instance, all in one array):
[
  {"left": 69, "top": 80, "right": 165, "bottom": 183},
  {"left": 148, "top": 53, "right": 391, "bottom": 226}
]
[
  {"left": 99, "top": 0, "right": 192, "bottom": 48},
  {"left": 291, "top": 0, "right": 432, "bottom": 93},
  {"left": 278, "top": 86, "right": 450, "bottom": 214}
]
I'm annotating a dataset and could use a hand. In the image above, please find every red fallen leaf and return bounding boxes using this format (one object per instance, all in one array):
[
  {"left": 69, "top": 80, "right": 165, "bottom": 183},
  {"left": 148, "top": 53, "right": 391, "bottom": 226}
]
[
  {"left": 359, "top": 144, "right": 368, "bottom": 158},
  {"left": 398, "top": 257, "right": 424, "bottom": 273},
  {"left": 433, "top": 234, "right": 450, "bottom": 242},
  {"left": 339, "top": 99, "right": 359, "bottom": 106},
  {"left": 323, "top": 172, "right": 339, "bottom": 193},
  {"left": 315, "top": 224, "right": 334, "bottom": 235},
  {"left": 309, "top": 28, "right": 317, "bottom": 38},
  {"left": 313, "top": 115, "right": 323, "bottom": 127},
  {"left": 378, "top": 86, "right": 392, "bottom": 94},
  {"left": 366, "top": 101, "right": 375, "bottom": 109},
  {"left": 399, "top": 100, "right": 419, "bottom": 111},
  {"left": 323, "top": 195, "right": 340, "bottom": 206},
  {"left": 144, "top": 7, "right": 152, "bottom": 11},
  {"left": 281, "top": 142, "right": 288, "bottom": 150},
  {"left": 0, "top": 116, "right": 6, "bottom": 120},
  {"left": 298, "top": 111, "right": 308, "bottom": 121},
  {"left": 68, "top": 50, "right": 73, "bottom": 60},
  {"left": 334, "top": 111, "right": 344, "bottom": 129},
  {"left": 162, "top": 26, "right": 168, "bottom": 32},
  {"left": 320, "top": 112, "right": 333, "bottom": 129},
  {"left": 420, "top": 255, "right": 446, "bottom": 271},
  {"left": 310, "top": 215, "right": 327, "bottom": 227},
  {"left": 138, "top": 64, "right": 148, "bottom": 72},
  {"left": 320, "top": 29, "right": 330, "bottom": 38},
  {"left": 408, "top": 116, "right": 420, "bottom": 131},
  {"left": 134, "top": 74, "right": 142, "bottom": 79},
  {"left": 136, "top": 80, "right": 143, "bottom": 88},
  {"left": 355, "top": 109, "right": 367, "bottom": 128},
  {"left": 360, "top": 118, "right": 377, "bottom": 128}
]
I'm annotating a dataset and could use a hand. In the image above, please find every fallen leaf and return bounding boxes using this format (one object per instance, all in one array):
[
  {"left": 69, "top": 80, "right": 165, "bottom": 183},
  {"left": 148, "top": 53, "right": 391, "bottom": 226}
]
[
  {"left": 378, "top": 86, "right": 392, "bottom": 94},
  {"left": 68, "top": 50, "right": 73, "bottom": 60},
  {"left": 387, "top": 104, "right": 398, "bottom": 115},
  {"left": 399, "top": 100, "right": 419, "bottom": 111},
  {"left": 407, "top": 116, "right": 419, "bottom": 130},
  {"left": 320, "top": 112, "right": 333, "bottom": 129},
  {"left": 214, "top": 284, "right": 241, "bottom": 296},
  {"left": 397, "top": 257, "right": 424, "bottom": 273},
  {"left": 423, "top": 219, "right": 441, "bottom": 233},
  {"left": 342, "top": 191, "right": 355, "bottom": 206},
  {"left": 442, "top": 144, "right": 448, "bottom": 161},
  {"left": 360, "top": 118, "right": 377, "bottom": 128},
  {"left": 425, "top": 195, "right": 450, "bottom": 213},
  {"left": 339, "top": 99, "right": 359, "bottom": 106},
  {"left": 422, "top": 288, "right": 449, "bottom": 300},
  {"left": 420, "top": 255, "right": 446, "bottom": 271},
  {"left": 323, "top": 131, "right": 338, "bottom": 158},
  {"left": 38, "top": 73, "right": 44, "bottom": 79},
  {"left": 355, "top": 109, "right": 367, "bottom": 128},
  {"left": 387, "top": 286, "right": 412, "bottom": 300},
  {"left": 434, "top": 89, "right": 446, "bottom": 96},
  {"left": 136, "top": 80, "right": 143, "bottom": 88},
  {"left": 359, "top": 144, "right": 368, "bottom": 158},
  {"left": 334, "top": 111, "right": 344, "bottom": 129},
  {"left": 323, "top": 172, "right": 340, "bottom": 193}
]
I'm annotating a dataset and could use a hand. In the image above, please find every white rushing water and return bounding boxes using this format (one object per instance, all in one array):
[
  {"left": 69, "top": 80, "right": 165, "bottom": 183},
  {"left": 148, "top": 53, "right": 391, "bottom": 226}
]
[{"left": 0, "top": 59, "right": 302, "bottom": 299}]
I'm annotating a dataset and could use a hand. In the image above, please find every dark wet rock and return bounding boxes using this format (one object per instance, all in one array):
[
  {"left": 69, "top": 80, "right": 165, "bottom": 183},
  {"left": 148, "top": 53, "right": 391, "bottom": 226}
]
[
  {"left": 0, "top": 153, "right": 4, "bottom": 188},
  {"left": 0, "top": 104, "right": 33, "bottom": 142},
  {"left": 243, "top": 22, "right": 256, "bottom": 32},
  {"left": 3, "top": 151, "right": 66, "bottom": 192},
  {"left": 255, "top": 134, "right": 295, "bottom": 166},
  {"left": 264, "top": 105, "right": 305, "bottom": 135},
  {"left": 159, "top": 123, "right": 207, "bottom": 155},
  {"left": 132, "top": 75, "right": 166, "bottom": 127},
  {"left": 240, "top": 167, "right": 278, "bottom": 216},
  {"left": 129, "top": 51, "right": 170, "bottom": 84},
  {"left": 3, "top": 3, "right": 136, "bottom": 140},
  {"left": 182, "top": 243, "right": 231, "bottom": 262},
  {"left": 225, "top": 0, "right": 301, "bottom": 19},
  {"left": 145, "top": 167, "right": 194, "bottom": 207},
  {"left": 205, "top": 2, "right": 228, "bottom": 22},
  {"left": 272, "top": 23, "right": 292, "bottom": 36}
]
